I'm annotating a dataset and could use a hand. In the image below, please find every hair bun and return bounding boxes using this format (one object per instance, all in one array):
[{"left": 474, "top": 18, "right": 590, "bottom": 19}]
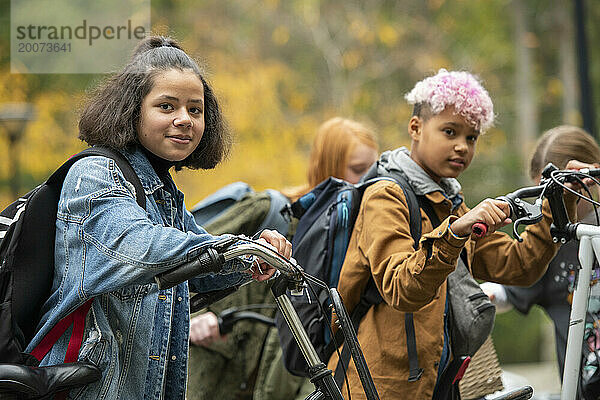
[{"left": 132, "top": 35, "right": 183, "bottom": 58}]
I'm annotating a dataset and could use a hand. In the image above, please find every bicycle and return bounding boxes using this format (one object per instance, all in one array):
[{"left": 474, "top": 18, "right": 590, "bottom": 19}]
[
  {"left": 472, "top": 162, "right": 600, "bottom": 400},
  {"left": 156, "top": 237, "right": 540, "bottom": 400}
]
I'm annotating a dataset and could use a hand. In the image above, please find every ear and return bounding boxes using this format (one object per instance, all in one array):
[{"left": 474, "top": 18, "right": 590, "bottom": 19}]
[{"left": 408, "top": 116, "right": 422, "bottom": 141}]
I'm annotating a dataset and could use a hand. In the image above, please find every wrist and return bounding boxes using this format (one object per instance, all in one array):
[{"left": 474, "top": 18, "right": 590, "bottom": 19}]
[
  {"left": 448, "top": 224, "right": 470, "bottom": 239},
  {"left": 441, "top": 216, "right": 469, "bottom": 249},
  {"left": 449, "top": 220, "right": 468, "bottom": 237}
]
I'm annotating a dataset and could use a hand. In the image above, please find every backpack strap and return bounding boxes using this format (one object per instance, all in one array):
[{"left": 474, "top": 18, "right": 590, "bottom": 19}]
[
  {"left": 333, "top": 171, "right": 430, "bottom": 386},
  {"left": 393, "top": 175, "right": 431, "bottom": 382},
  {"left": 47, "top": 146, "right": 146, "bottom": 209},
  {"left": 361, "top": 161, "right": 422, "bottom": 249},
  {"left": 30, "top": 299, "right": 93, "bottom": 363},
  {"left": 258, "top": 189, "right": 291, "bottom": 236}
]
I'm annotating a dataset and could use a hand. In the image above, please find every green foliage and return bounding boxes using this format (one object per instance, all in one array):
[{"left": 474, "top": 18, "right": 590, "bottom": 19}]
[{"left": 492, "top": 307, "right": 551, "bottom": 363}]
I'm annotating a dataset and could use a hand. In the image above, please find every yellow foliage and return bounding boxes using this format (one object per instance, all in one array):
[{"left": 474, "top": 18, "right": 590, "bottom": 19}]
[
  {"left": 428, "top": 0, "right": 446, "bottom": 10},
  {"left": 297, "top": 0, "right": 320, "bottom": 27},
  {"left": 18, "top": 92, "right": 85, "bottom": 182},
  {"left": 565, "top": 110, "right": 583, "bottom": 127},
  {"left": 546, "top": 77, "right": 563, "bottom": 99},
  {"left": 476, "top": 127, "right": 507, "bottom": 156},
  {"left": 0, "top": 69, "right": 29, "bottom": 101},
  {"left": 272, "top": 26, "right": 290, "bottom": 46},
  {"left": 342, "top": 50, "right": 363, "bottom": 70},
  {"left": 439, "top": 15, "right": 457, "bottom": 31},
  {"left": 377, "top": 25, "right": 399, "bottom": 47},
  {"left": 349, "top": 18, "right": 375, "bottom": 45},
  {"left": 264, "top": 0, "right": 279, "bottom": 11},
  {"left": 413, "top": 53, "right": 451, "bottom": 75},
  {"left": 173, "top": 60, "right": 323, "bottom": 207}
]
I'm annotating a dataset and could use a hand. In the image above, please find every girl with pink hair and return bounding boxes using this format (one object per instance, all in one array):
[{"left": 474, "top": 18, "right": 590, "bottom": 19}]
[{"left": 327, "top": 69, "right": 593, "bottom": 399}]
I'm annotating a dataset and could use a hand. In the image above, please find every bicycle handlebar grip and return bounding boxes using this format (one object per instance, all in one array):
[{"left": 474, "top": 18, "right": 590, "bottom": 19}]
[
  {"left": 584, "top": 167, "right": 600, "bottom": 177},
  {"left": 155, "top": 248, "right": 225, "bottom": 290},
  {"left": 472, "top": 222, "right": 488, "bottom": 238}
]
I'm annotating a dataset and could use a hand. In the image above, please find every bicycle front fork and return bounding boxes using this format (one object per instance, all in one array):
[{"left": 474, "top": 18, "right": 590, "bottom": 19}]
[{"left": 271, "top": 276, "right": 344, "bottom": 400}]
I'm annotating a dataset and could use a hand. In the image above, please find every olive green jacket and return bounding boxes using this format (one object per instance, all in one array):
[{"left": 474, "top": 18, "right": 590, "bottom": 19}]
[{"left": 186, "top": 192, "right": 309, "bottom": 400}]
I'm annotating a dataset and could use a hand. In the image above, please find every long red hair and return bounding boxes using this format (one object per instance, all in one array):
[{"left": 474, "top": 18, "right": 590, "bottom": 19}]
[{"left": 283, "top": 118, "right": 378, "bottom": 201}]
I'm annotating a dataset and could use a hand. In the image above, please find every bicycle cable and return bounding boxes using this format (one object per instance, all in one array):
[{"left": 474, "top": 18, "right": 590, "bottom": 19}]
[
  {"left": 302, "top": 270, "right": 353, "bottom": 399},
  {"left": 557, "top": 171, "right": 600, "bottom": 224},
  {"left": 550, "top": 170, "right": 600, "bottom": 208}
]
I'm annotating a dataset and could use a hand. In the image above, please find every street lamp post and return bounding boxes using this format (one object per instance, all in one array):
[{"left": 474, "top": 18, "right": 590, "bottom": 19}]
[{"left": 0, "top": 103, "right": 35, "bottom": 198}]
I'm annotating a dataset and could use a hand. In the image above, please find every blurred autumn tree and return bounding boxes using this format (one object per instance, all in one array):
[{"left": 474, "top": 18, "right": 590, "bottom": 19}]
[
  {"left": 1, "top": 0, "right": 600, "bottom": 363},
  {"left": 2, "top": 0, "right": 597, "bottom": 205}
]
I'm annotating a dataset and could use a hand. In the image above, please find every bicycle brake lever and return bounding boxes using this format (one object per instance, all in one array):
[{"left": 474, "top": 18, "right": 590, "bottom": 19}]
[
  {"left": 211, "top": 235, "right": 242, "bottom": 252},
  {"left": 512, "top": 217, "right": 528, "bottom": 242},
  {"left": 497, "top": 196, "right": 543, "bottom": 242}
]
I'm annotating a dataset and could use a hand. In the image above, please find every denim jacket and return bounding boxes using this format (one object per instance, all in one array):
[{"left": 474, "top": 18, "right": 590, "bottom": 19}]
[{"left": 25, "top": 146, "right": 250, "bottom": 399}]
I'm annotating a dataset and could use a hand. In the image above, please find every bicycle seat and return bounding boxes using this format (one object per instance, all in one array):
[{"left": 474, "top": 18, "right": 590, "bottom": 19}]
[{"left": 0, "top": 361, "right": 101, "bottom": 399}]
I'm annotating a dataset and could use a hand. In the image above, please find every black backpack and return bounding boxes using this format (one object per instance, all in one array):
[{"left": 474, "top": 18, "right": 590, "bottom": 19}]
[
  {"left": 0, "top": 146, "right": 145, "bottom": 367},
  {"left": 274, "top": 164, "right": 426, "bottom": 378}
]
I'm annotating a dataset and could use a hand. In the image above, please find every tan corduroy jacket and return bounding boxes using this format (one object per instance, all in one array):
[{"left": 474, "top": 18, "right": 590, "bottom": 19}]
[{"left": 327, "top": 180, "right": 575, "bottom": 400}]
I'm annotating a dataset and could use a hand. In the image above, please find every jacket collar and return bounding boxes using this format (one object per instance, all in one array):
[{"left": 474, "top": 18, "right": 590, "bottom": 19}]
[
  {"left": 118, "top": 145, "right": 167, "bottom": 195},
  {"left": 380, "top": 147, "right": 463, "bottom": 208}
]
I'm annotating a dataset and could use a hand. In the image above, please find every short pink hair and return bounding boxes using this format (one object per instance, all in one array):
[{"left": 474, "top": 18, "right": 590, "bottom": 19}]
[{"left": 405, "top": 69, "right": 495, "bottom": 132}]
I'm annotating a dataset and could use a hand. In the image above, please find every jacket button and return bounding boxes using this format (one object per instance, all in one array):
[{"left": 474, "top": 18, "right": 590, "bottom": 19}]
[
  {"left": 177, "top": 296, "right": 183, "bottom": 302},
  {"left": 171, "top": 355, "right": 177, "bottom": 361}
]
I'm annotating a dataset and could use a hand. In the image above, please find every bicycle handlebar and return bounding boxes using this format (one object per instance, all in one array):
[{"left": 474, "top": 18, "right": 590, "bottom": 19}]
[
  {"left": 155, "top": 238, "right": 303, "bottom": 290},
  {"left": 479, "top": 164, "right": 600, "bottom": 242},
  {"left": 219, "top": 243, "right": 301, "bottom": 278}
]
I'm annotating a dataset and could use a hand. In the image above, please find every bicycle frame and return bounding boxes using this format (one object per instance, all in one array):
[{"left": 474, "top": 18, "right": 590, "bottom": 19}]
[
  {"left": 562, "top": 224, "right": 600, "bottom": 399},
  {"left": 223, "top": 244, "right": 380, "bottom": 400},
  {"left": 273, "top": 280, "right": 345, "bottom": 400}
]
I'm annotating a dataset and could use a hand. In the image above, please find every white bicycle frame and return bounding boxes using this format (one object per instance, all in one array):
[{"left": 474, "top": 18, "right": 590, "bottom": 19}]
[{"left": 562, "top": 223, "right": 600, "bottom": 399}]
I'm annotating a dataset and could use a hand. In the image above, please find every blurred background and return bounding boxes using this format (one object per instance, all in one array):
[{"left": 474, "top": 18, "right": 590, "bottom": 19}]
[{"left": 1, "top": 0, "right": 599, "bottom": 390}]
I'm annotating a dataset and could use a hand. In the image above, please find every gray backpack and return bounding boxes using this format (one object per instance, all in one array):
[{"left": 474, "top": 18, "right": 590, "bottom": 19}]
[{"left": 447, "top": 253, "right": 496, "bottom": 357}]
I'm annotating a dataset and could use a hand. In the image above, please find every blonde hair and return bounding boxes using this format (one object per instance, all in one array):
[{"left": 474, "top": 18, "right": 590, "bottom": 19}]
[
  {"left": 529, "top": 125, "right": 600, "bottom": 180},
  {"left": 282, "top": 118, "right": 378, "bottom": 201}
]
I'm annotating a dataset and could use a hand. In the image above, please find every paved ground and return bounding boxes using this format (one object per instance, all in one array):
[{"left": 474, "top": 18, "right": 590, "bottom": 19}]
[{"left": 486, "top": 362, "right": 561, "bottom": 399}]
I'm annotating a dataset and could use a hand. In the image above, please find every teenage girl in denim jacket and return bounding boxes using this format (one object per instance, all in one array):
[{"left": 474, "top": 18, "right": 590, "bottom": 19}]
[{"left": 25, "top": 36, "right": 291, "bottom": 399}]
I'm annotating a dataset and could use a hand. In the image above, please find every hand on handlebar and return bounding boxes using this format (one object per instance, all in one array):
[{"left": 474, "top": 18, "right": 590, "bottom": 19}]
[
  {"left": 451, "top": 199, "right": 512, "bottom": 238},
  {"left": 190, "top": 312, "right": 225, "bottom": 347},
  {"left": 562, "top": 160, "right": 599, "bottom": 191},
  {"left": 249, "top": 229, "right": 292, "bottom": 282}
]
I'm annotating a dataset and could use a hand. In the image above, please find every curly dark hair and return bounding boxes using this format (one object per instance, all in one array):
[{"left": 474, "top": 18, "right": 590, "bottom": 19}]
[{"left": 79, "top": 35, "right": 231, "bottom": 170}]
